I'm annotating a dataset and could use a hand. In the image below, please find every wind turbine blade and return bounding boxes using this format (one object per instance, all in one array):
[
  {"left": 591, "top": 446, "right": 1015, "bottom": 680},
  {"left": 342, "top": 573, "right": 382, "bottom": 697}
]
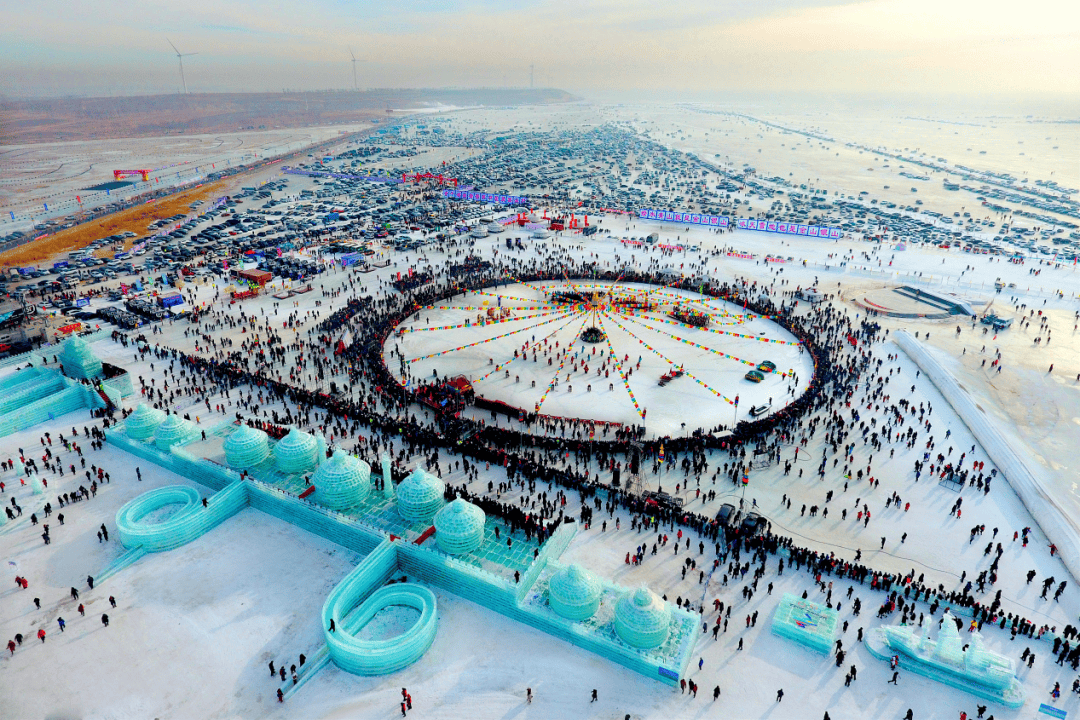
[
  {"left": 349, "top": 46, "right": 356, "bottom": 61},
  {"left": 167, "top": 37, "right": 180, "bottom": 55},
  {"left": 184, "top": 52, "right": 199, "bottom": 57}
]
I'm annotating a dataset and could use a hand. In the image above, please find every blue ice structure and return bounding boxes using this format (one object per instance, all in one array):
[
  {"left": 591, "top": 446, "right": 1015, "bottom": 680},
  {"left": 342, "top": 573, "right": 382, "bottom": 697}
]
[
  {"left": 321, "top": 540, "right": 438, "bottom": 675},
  {"left": 0, "top": 364, "right": 109, "bottom": 436},
  {"left": 57, "top": 335, "right": 102, "bottom": 379},
  {"left": 115, "top": 483, "right": 248, "bottom": 552},
  {"left": 124, "top": 404, "right": 166, "bottom": 440},
  {"left": 433, "top": 498, "right": 485, "bottom": 555},
  {"left": 101, "top": 419, "right": 697, "bottom": 692},
  {"left": 153, "top": 414, "right": 200, "bottom": 451},
  {"left": 865, "top": 611, "right": 1025, "bottom": 708},
  {"left": 547, "top": 564, "right": 602, "bottom": 621},
  {"left": 222, "top": 424, "right": 271, "bottom": 469},
  {"left": 615, "top": 587, "right": 672, "bottom": 649},
  {"left": 770, "top": 593, "right": 839, "bottom": 655},
  {"left": 395, "top": 468, "right": 445, "bottom": 523},
  {"left": 0, "top": 333, "right": 130, "bottom": 437},
  {"left": 273, "top": 427, "right": 322, "bottom": 473},
  {"left": 312, "top": 449, "right": 371, "bottom": 510}
]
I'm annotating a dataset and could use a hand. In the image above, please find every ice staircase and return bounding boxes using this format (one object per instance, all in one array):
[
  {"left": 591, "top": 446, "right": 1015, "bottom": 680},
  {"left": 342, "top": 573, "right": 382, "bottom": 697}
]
[{"left": 96, "top": 388, "right": 115, "bottom": 412}]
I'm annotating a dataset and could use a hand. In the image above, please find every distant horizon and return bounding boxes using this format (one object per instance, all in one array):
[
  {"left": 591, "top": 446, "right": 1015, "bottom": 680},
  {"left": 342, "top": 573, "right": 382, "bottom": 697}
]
[
  {"left": 3, "top": 88, "right": 1078, "bottom": 120},
  {"left": 2, "top": 0, "right": 1076, "bottom": 100}
]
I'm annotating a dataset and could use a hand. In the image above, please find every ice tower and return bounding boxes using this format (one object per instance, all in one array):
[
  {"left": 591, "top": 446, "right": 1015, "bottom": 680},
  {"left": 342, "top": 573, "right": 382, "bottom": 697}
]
[
  {"left": 57, "top": 335, "right": 103, "bottom": 380},
  {"left": 312, "top": 449, "right": 372, "bottom": 510}
]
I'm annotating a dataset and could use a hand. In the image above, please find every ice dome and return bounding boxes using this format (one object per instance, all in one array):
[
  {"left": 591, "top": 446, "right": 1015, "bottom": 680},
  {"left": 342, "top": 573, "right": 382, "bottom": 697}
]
[
  {"left": 396, "top": 468, "right": 445, "bottom": 524},
  {"left": 615, "top": 587, "right": 671, "bottom": 649},
  {"left": 57, "top": 334, "right": 103, "bottom": 380},
  {"left": 274, "top": 427, "right": 319, "bottom": 473},
  {"left": 433, "top": 498, "right": 485, "bottom": 555},
  {"left": 548, "top": 564, "right": 602, "bottom": 621},
  {"left": 312, "top": 449, "right": 372, "bottom": 510},
  {"left": 125, "top": 404, "right": 165, "bottom": 441},
  {"left": 223, "top": 424, "right": 270, "bottom": 469},
  {"left": 153, "top": 414, "right": 199, "bottom": 451}
]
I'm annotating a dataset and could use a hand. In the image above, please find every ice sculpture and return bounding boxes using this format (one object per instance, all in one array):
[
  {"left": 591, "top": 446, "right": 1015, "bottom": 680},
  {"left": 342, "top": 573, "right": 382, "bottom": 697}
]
[
  {"left": 322, "top": 540, "right": 438, "bottom": 675},
  {"left": 865, "top": 610, "right": 1025, "bottom": 708},
  {"left": 124, "top": 404, "right": 166, "bottom": 440},
  {"left": 547, "top": 564, "right": 602, "bottom": 621},
  {"left": 153, "top": 414, "right": 200, "bottom": 451},
  {"left": 273, "top": 427, "right": 320, "bottom": 473},
  {"left": 57, "top": 335, "right": 103, "bottom": 379},
  {"left": 433, "top": 498, "right": 485, "bottom": 555},
  {"left": 115, "top": 482, "right": 247, "bottom": 552},
  {"left": 381, "top": 453, "right": 394, "bottom": 499},
  {"left": 615, "top": 587, "right": 671, "bottom": 649},
  {"left": 312, "top": 449, "right": 372, "bottom": 510},
  {"left": 395, "top": 468, "right": 445, "bottom": 524},
  {"left": 223, "top": 424, "right": 270, "bottom": 469},
  {"left": 770, "top": 593, "right": 839, "bottom": 655}
]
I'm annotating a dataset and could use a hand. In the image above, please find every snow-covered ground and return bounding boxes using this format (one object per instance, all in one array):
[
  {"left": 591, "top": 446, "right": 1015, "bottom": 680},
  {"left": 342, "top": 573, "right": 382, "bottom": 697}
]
[
  {"left": 389, "top": 280, "right": 812, "bottom": 437},
  {"left": 3, "top": 204, "right": 1080, "bottom": 719}
]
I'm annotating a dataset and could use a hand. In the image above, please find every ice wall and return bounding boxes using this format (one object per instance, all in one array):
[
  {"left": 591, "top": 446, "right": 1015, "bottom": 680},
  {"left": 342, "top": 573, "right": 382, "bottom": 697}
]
[{"left": 895, "top": 331, "right": 1080, "bottom": 583}]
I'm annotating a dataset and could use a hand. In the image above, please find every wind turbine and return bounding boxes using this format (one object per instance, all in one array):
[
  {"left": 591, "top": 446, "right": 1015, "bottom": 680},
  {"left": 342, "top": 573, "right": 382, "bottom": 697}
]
[
  {"left": 167, "top": 38, "right": 198, "bottom": 94},
  {"left": 348, "top": 47, "right": 358, "bottom": 91}
]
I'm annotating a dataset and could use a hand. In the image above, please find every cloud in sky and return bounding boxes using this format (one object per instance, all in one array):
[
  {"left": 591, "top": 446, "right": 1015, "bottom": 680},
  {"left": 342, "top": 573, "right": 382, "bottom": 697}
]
[{"left": 1, "top": 0, "right": 1077, "bottom": 97}]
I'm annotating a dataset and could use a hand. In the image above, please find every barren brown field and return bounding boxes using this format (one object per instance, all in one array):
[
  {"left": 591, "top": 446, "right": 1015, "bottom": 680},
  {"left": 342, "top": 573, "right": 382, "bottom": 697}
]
[
  {"left": 0, "top": 177, "right": 235, "bottom": 268},
  {"left": 0, "top": 89, "right": 576, "bottom": 144}
]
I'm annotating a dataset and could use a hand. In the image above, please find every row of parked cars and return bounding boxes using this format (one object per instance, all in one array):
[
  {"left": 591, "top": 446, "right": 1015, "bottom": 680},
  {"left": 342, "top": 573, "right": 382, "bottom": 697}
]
[{"left": 97, "top": 306, "right": 145, "bottom": 330}]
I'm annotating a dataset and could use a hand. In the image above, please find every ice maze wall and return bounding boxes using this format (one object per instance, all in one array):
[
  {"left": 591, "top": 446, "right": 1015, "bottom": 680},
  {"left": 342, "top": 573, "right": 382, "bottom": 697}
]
[
  {"left": 0, "top": 369, "right": 102, "bottom": 437},
  {"left": 104, "top": 426, "right": 695, "bottom": 686}
]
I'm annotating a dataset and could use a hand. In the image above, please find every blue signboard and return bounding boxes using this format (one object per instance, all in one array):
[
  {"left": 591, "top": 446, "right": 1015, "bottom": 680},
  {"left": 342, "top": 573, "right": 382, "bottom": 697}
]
[
  {"left": 736, "top": 217, "right": 841, "bottom": 239},
  {"left": 639, "top": 208, "right": 730, "bottom": 228},
  {"left": 1038, "top": 705, "right": 1067, "bottom": 719},
  {"left": 443, "top": 189, "right": 528, "bottom": 206},
  {"left": 53, "top": 261, "right": 69, "bottom": 269},
  {"left": 76, "top": 298, "right": 90, "bottom": 308}
]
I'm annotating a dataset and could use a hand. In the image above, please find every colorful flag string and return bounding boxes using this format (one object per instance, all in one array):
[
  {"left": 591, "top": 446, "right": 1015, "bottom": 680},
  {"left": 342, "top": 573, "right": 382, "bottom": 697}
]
[{"left": 406, "top": 311, "right": 574, "bottom": 363}]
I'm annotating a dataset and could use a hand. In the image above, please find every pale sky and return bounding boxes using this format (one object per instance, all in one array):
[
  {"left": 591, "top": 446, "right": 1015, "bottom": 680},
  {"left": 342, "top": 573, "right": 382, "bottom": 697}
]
[{"left": 1, "top": 0, "right": 1077, "bottom": 98}]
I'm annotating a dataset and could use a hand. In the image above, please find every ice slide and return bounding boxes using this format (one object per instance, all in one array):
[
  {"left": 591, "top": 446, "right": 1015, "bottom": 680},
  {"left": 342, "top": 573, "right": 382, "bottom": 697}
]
[{"left": 895, "top": 331, "right": 1080, "bottom": 584}]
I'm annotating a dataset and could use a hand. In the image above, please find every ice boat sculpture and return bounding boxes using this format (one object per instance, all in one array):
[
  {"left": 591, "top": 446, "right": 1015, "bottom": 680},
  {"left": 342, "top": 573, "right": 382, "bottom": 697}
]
[{"left": 865, "top": 610, "right": 1025, "bottom": 708}]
